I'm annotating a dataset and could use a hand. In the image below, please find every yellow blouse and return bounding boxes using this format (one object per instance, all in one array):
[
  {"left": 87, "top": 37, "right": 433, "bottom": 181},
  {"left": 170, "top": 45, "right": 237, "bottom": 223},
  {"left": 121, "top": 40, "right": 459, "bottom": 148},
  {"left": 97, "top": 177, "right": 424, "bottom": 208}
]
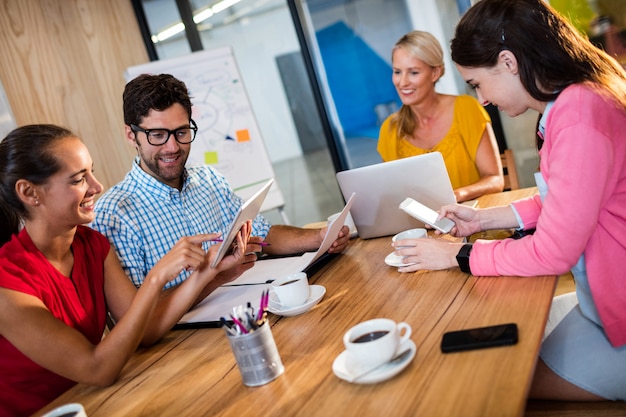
[{"left": 376, "top": 95, "right": 490, "bottom": 190}]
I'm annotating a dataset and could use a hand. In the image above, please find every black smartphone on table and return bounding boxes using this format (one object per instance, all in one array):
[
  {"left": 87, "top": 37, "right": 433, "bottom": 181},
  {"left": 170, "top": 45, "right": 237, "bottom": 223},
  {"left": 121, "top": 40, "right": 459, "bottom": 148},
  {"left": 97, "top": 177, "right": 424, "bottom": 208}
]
[{"left": 440, "top": 323, "right": 518, "bottom": 353}]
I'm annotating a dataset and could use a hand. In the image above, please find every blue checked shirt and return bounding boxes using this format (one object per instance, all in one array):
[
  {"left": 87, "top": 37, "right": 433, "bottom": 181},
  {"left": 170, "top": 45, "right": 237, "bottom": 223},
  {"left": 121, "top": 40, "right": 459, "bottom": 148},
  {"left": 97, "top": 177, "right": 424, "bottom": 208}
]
[{"left": 91, "top": 158, "right": 271, "bottom": 289}]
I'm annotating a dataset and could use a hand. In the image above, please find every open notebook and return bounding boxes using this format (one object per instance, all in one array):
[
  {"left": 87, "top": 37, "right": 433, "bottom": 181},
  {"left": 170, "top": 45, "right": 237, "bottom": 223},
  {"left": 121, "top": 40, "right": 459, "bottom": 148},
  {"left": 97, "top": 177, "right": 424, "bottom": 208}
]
[{"left": 175, "top": 193, "right": 355, "bottom": 328}]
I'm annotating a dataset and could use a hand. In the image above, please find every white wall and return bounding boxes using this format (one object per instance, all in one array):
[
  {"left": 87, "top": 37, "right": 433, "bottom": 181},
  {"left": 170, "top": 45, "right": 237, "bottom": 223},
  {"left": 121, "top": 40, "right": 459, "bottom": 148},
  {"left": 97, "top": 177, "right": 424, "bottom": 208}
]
[
  {"left": 405, "top": 0, "right": 464, "bottom": 95},
  {"left": 0, "top": 79, "right": 16, "bottom": 140}
]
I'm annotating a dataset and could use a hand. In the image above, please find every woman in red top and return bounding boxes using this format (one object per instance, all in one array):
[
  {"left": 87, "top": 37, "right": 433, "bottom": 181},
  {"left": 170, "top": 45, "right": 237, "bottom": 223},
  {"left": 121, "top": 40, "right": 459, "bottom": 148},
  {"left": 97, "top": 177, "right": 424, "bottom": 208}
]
[{"left": 0, "top": 124, "right": 258, "bottom": 416}]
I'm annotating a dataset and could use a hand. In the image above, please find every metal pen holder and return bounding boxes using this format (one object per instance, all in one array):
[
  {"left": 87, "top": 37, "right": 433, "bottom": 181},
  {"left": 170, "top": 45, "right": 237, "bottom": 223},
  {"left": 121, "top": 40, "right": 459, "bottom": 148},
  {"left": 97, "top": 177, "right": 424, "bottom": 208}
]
[{"left": 225, "top": 322, "right": 284, "bottom": 387}]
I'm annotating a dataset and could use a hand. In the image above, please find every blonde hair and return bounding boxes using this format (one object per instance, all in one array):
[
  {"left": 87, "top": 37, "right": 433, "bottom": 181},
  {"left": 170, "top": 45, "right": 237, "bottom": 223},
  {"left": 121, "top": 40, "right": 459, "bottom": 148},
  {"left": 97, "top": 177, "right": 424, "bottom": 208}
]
[
  {"left": 391, "top": 31, "right": 446, "bottom": 140},
  {"left": 392, "top": 30, "right": 445, "bottom": 77}
]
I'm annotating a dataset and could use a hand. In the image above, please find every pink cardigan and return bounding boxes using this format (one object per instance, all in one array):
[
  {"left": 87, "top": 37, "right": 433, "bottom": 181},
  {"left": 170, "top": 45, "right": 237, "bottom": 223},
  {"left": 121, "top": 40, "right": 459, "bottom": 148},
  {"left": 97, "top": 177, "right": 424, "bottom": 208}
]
[{"left": 470, "top": 84, "right": 626, "bottom": 347}]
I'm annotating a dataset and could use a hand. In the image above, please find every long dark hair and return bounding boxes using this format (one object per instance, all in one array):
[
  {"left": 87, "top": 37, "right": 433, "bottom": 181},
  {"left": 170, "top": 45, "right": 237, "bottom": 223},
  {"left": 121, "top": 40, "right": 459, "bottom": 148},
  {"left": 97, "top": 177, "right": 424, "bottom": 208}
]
[
  {"left": 450, "top": 0, "right": 626, "bottom": 108},
  {"left": 0, "top": 124, "right": 74, "bottom": 245}
]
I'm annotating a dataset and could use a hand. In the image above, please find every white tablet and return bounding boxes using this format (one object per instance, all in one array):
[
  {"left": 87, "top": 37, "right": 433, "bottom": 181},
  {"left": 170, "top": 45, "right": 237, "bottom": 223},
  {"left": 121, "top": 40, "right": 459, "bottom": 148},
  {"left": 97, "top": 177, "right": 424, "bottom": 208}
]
[{"left": 210, "top": 179, "right": 273, "bottom": 269}]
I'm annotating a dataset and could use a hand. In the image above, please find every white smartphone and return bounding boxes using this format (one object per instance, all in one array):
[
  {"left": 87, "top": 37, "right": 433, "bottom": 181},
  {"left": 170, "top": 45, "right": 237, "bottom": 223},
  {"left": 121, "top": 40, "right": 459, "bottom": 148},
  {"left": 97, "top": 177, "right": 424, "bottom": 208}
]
[{"left": 399, "top": 197, "right": 455, "bottom": 233}]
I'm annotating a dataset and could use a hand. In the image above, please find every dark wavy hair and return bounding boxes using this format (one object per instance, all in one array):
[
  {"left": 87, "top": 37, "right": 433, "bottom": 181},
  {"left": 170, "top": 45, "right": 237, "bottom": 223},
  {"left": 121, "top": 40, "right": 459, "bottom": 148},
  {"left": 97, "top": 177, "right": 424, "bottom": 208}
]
[
  {"left": 0, "top": 124, "right": 74, "bottom": 245},
  {"left": 123, "top": 73, "right": 193, "bottom": 126},
  {"left": 450, "top": 0, "right": 626, "bottom": 108}
]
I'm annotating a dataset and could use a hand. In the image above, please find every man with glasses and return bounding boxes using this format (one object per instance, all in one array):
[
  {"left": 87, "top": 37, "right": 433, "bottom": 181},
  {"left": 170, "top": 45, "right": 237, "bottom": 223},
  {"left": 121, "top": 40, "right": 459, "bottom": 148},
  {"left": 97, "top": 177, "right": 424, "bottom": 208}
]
[{"left": 92, "top": 73, "right": 350, "bottom": 290}]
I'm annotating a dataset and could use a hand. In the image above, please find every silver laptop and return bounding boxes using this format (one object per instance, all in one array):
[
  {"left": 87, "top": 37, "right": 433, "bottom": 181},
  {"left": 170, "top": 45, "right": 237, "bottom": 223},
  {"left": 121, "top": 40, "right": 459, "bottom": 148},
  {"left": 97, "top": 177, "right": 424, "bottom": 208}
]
[{"left": 336, "top": 152, "right": 456, "bottom": 239}]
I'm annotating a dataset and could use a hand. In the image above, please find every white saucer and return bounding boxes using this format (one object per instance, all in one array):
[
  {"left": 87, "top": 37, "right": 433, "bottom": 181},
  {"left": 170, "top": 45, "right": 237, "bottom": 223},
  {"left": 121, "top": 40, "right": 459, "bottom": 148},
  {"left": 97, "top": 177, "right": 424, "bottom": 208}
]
[
  {"left": 332, "top": 339, "right": 416, "bottom": 384},
  {"left": 268, "top": 285, "right": 326, "bottom": 317},
  {"left": 384, "top": 252, "right": 416, "bottom": 268}
]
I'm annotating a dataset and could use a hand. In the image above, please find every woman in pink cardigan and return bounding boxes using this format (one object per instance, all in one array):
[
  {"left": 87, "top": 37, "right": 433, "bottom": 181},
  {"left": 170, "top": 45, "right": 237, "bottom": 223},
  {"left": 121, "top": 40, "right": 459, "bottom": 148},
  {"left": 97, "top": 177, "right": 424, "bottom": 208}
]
[{"left": 392, "top": 0, "right": 626, "bottom": 402}]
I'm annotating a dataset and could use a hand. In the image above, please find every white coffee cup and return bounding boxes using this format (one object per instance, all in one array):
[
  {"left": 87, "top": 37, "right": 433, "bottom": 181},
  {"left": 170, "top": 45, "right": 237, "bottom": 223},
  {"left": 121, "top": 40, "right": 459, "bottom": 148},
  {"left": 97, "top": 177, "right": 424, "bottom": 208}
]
[
  {"left": 392, "top": 228, "right": 427, "bottom": 248},
  {"left": 343, "top": 318, "right": 412, "bottom": 369},
  {"left": 41, "top": 403, "right": 87, "bottom": 417},
  {"left": 271, "top": 272, "right": 309, "bottom": 308},
  {"left": 327, "top": 211, "right": 356, "bottom": 236}
]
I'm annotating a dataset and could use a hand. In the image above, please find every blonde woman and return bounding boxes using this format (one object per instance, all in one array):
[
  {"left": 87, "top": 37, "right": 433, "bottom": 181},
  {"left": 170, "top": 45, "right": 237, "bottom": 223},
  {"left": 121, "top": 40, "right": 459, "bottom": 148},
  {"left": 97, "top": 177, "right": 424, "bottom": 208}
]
[{"left": 378, "top": 31, "right": 504, "bottom": 202}]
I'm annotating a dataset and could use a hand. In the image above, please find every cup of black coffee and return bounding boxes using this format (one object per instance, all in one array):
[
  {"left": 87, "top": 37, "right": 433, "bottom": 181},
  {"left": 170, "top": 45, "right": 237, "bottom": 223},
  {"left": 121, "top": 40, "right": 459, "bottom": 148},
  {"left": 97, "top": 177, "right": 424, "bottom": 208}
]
[
  {"left": 351, "top": 330, "right": 390, "bottom": 343},
  {"left": 343, "top": 318, "right": 412, "bottom": 369}
]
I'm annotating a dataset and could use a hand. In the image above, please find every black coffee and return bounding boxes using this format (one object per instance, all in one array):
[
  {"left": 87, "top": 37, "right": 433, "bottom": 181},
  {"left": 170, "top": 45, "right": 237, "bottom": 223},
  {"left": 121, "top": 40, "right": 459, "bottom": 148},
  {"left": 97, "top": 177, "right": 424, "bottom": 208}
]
[
  {"left": 57, "top": 412, "right": 78, "bottom": 417},
  {"left": 352, "top": 330, "right": 389, "bottom": 343},
  {"left": 279, "top": 279, "right": 300, "bottom": 286}
]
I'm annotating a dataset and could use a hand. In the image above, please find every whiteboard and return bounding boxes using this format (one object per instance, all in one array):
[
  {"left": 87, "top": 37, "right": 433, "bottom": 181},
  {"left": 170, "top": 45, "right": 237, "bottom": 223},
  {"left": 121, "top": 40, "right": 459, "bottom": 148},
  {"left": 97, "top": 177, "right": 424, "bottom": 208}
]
[
  {"left": 125, "top": 47, "right": 285, "bottom": 213},
  {"left": 0, "top": 78, "right": 17, "bottom": 140}
]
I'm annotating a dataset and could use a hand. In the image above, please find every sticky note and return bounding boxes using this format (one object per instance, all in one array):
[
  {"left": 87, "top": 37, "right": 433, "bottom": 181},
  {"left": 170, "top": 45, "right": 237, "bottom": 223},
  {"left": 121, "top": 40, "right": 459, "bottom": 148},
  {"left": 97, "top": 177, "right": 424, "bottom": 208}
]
[
  {"left": 236, "top": 129, "right": 250, "bottom": 142},
  {"left": 204, "top": 151, "right": 218, "bottom": 165}
]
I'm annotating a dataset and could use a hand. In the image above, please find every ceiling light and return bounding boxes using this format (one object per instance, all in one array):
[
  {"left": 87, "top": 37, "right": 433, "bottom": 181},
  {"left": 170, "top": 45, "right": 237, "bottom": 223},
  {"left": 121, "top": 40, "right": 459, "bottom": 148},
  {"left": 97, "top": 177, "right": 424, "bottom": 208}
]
[{"left": 153, "top": 0, "right": 242, "bottom": 43}]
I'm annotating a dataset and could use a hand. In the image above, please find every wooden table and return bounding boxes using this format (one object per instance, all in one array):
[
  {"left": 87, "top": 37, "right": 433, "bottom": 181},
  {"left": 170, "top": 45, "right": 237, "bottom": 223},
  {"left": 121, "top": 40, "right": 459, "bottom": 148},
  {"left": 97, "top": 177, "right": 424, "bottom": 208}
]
[{"left": 36, "top": 188, "right": 556, "bottom": 417}]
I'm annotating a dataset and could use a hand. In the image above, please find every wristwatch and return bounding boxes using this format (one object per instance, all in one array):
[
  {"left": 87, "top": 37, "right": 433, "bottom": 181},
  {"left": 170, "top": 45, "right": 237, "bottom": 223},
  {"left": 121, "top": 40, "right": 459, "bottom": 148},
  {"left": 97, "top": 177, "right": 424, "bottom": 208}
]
[{"left": 456, "top": 243, "right": 473, "bottom": 274}]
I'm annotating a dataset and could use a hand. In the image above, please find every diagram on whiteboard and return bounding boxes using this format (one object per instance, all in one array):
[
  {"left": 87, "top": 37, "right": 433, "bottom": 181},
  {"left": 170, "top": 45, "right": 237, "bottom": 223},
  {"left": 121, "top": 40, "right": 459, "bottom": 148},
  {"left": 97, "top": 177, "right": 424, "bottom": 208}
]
[{"left": 125, "top": 47, "right": 285, "bottom": 213}]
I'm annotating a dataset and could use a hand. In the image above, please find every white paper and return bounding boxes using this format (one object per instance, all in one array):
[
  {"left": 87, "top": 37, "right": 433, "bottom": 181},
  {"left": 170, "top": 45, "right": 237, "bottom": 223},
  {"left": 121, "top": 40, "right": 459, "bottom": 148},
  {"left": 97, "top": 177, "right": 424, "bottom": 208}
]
[
  {"left": 311, "top": 192, "right": 355, "bottom": 264},
  {"left": 222, "top": 253, "right": 317, "bottom": 286},
  {"left": 178, "top": 285, "right": 270, "bottom": 324},
  {"left": 177, "top": 193, "right": 356, "bottom": 324},
  {"left": 223, "top": 192, "right": 355, "bottom": 286}
]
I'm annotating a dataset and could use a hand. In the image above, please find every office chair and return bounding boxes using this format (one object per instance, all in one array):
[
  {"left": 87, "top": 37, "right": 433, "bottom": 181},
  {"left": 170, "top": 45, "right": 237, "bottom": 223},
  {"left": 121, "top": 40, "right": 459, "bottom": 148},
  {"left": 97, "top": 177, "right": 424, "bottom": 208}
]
[{"left": 501, "top": 149, "right": 520, "bottom": 190}]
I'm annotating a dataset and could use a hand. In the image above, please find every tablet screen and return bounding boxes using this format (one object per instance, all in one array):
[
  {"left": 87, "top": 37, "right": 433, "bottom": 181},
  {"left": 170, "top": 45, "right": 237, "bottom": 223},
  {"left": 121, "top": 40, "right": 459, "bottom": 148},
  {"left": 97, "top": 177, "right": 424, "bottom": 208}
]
[{"left": 210, "top": 179, "right": 273, "bottom": 268}]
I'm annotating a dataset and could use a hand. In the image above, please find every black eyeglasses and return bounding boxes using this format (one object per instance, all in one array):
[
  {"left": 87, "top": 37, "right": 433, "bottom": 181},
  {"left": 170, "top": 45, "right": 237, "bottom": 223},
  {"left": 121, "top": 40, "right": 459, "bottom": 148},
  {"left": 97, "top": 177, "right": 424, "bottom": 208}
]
[{"left": 130, "top": 119, "right": 198, "bottom": 146}]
